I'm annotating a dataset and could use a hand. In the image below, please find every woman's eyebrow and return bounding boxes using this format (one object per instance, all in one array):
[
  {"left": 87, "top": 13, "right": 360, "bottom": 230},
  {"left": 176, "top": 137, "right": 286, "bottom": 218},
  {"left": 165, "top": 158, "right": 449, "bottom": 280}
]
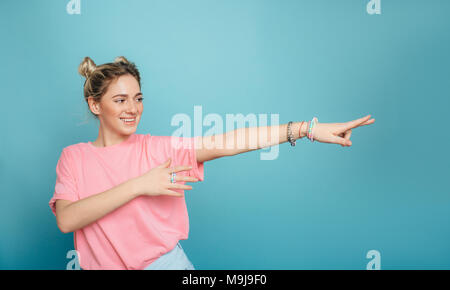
[{"left": 111, "top": 92, "right": 143, "bottom": 98}]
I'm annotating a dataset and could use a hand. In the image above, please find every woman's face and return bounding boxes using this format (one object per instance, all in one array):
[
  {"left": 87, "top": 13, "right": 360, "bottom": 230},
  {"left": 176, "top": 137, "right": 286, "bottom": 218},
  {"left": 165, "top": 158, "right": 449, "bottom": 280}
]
[{"left": 91, "top": 74, "right": 143, "bottom": 136}]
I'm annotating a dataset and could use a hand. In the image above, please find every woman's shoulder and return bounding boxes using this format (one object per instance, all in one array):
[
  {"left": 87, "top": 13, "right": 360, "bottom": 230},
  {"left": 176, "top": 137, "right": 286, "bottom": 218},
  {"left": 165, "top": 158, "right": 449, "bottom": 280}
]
[{"left": 61, "top": 141, "right": 89, "bottom": 156}]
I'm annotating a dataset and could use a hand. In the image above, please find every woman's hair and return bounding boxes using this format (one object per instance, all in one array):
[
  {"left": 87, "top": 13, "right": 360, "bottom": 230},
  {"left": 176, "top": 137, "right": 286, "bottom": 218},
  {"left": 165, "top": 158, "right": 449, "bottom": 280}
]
[{"left": 78, "top": 56, "right": 141, "bottom": 119}]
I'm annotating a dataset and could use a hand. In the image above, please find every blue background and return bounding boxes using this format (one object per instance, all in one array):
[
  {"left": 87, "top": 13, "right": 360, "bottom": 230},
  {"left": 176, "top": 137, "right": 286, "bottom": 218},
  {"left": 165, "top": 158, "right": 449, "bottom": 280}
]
[{"left": 1, "top": 0, "right": 449, "bottom": 269}]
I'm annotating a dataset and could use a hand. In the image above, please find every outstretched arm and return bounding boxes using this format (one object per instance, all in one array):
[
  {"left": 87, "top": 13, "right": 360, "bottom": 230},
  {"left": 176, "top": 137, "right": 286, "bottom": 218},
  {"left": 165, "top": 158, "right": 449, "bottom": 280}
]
[
  {"left": 195, "top": 121, "right": 308, "bottom": 163},
  {"left": 195, "top": 114, "right": 375, "bottom": 163}
]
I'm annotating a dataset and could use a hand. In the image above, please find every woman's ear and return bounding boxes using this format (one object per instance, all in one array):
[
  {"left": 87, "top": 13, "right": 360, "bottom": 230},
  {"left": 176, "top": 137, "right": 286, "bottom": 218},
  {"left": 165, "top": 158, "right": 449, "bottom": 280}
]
[{"left": 87, "top": 96, "right": 100, "bottom": 116}]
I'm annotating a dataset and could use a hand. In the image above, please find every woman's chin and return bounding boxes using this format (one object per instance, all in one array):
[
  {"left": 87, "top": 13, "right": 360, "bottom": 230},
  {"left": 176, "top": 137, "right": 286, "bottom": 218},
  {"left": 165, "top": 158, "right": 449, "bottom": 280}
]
[{"left": 119, "top": 126, "right": 137, "bottom": 135}]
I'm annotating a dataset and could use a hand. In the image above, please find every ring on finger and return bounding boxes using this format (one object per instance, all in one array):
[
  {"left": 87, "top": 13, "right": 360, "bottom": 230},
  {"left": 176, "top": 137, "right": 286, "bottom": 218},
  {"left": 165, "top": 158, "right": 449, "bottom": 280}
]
[{"left": 170, "top": 172, "right": 177, "bottom": 183}]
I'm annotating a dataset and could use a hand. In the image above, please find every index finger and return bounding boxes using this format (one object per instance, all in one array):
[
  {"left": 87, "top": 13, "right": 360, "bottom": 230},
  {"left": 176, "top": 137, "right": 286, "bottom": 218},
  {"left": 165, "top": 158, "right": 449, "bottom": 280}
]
[
  {"left": 341, "top": 114, "right": 372, "bottom": 132},
  {"left": 169, "top": 165, "right": 193, "bottom": 173}
]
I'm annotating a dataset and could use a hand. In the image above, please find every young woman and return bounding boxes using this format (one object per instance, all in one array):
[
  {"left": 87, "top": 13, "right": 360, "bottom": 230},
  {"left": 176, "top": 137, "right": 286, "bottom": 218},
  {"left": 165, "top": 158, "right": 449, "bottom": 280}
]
[{"left": 49, "top": 56, "right": 375, "bottom": 270}]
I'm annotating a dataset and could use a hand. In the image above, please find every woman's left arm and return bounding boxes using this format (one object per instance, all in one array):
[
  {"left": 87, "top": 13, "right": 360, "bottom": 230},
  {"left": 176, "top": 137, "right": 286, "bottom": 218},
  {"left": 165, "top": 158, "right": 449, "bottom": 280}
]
[{"left": 195, "top": 114, "right": 375, "bottom": 163}]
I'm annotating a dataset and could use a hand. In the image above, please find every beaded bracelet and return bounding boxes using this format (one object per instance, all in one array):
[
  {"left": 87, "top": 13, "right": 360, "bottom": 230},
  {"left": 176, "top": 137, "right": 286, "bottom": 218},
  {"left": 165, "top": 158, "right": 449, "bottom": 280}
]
[
  {"left": 308, "top": 119, "right": 313, "bottom": 140},
  {"left": 307, "top": 117, "right": 318, "bottom": 142},
  {"left": 312, "top": 117, "right": 317, "bottom": 142},
  {"left": 312, "top": 117, "right": 318, "bottom": 142},
  {"left": 308, "top": 118, "right": 314, "bottom": 141},
  {"left": 307, "top": 120, "right": 312, "bottom": 140},
  {"left": 287, "top": 121, "right": 295, "bottom": 146}
]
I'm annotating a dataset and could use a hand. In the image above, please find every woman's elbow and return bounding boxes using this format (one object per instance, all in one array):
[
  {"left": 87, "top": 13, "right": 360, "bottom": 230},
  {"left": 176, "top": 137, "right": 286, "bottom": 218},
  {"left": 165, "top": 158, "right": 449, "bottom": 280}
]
[
  {"left": 55, "top": 200, "right": 74, "bottom": 233},
  {"left": 57, "top": 218, "right": 73, "bottom": 234}
]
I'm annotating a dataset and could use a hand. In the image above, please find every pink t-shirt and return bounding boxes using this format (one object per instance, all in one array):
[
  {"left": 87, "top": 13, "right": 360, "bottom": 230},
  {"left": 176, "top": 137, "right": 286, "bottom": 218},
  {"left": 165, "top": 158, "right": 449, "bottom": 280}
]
[{"left": 49, "top": 133, "right": 204, "bottom": 270}]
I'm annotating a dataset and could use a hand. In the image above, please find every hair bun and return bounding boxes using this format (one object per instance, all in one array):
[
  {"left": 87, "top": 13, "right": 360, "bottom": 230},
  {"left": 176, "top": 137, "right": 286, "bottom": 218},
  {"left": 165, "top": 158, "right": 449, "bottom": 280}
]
[
  {"left": 78, "top": 57, "right": 97, "bottom": 79},
  {"left": 114, "top": 56, "right": 130, "bottom": 65}
]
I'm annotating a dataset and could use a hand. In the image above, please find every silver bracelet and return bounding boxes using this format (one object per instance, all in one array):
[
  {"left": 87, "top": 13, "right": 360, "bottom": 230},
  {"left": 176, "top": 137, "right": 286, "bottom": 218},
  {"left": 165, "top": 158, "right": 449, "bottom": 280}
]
[{"left": 287, "top": 121, "right": 296, "bottom": 146}]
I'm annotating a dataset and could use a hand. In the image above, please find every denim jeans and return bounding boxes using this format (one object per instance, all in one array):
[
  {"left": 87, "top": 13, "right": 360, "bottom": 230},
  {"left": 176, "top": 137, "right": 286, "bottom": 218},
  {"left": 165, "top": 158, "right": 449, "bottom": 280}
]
[{"left": 143, "top": 242, "right": 195, "bottom": 270}]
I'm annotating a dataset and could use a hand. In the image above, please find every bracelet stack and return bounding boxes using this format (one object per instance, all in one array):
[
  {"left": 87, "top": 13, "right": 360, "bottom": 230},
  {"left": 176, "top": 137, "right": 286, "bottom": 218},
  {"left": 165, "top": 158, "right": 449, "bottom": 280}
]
[{"left": 287, "top": 117, "right": 318, "bottom": 146}]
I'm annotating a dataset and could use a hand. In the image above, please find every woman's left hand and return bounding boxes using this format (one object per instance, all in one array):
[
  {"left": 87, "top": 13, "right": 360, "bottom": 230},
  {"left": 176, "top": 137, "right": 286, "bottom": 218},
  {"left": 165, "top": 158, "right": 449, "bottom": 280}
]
[{"left": 310, "top": 114, "right": 375, "bottom": 147}]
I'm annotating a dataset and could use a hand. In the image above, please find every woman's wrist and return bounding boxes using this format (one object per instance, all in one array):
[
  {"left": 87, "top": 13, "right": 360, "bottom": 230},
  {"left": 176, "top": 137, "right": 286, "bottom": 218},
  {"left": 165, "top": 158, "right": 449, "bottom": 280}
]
[
  {"left": 286, "top": 121, "right": 308, "bottom": 143},
  {"left": 296, "top": 121, "right": 308, "bottom": 139},
  {"left": 128, "top": 177, "right": 142, "bottom": 198}
]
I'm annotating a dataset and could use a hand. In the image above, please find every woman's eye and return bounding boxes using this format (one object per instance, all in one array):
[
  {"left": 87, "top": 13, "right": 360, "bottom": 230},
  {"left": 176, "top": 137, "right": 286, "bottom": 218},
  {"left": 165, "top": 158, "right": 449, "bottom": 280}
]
[{"left": 115, "top": 97, "right": 143, "bottom": 104}]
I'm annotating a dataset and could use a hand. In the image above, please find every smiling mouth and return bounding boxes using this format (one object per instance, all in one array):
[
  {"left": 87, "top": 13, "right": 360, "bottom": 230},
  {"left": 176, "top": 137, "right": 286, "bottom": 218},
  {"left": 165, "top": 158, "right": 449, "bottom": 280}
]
[{"left": 120, "top": 118, "right": 136, "bottom": 124}]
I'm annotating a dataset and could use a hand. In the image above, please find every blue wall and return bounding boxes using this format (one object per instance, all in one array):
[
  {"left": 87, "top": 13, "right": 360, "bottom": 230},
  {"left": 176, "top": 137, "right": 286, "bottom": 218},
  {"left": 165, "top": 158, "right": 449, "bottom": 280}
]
[{"left": 1, "top": 0, "right": 449, "bottom": 269}]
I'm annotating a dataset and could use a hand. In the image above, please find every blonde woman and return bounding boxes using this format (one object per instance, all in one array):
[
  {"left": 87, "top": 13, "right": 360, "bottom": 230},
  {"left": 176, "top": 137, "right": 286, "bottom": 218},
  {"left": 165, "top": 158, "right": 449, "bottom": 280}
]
[{"left": 49, "top": 56, "right": 375, "bottom": 270}]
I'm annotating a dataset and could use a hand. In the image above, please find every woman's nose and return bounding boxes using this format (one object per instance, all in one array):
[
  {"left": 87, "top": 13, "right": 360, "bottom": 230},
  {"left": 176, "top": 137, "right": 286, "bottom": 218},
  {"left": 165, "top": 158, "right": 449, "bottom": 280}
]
[{"left": 127, "top": 101, "right": 138, "bottom": 113}]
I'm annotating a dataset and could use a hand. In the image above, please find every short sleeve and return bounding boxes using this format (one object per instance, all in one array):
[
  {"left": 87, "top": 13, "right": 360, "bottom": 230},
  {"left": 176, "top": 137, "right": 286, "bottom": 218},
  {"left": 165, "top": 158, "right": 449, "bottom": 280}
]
[
  {"left": 49, "top": 148, "right": 79, "bottom": 216},
  {"left": 166, "top": 136, "right": 205, "bottom": 181}
]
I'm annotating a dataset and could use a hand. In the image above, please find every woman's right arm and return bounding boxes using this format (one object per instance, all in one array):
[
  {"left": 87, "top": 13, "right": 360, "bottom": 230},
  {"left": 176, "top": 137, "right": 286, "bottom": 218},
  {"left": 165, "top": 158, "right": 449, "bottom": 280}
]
[
  {"left": 55, "top": 178, "right": 139, "bottom": 233},
  {"left": 55, "top": 158, "right": 198, "bottom": 233}
]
